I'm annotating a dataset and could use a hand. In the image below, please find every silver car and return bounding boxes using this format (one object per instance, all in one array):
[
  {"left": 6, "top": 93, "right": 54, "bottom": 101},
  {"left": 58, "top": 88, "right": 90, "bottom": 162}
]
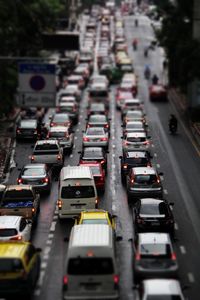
[
  {"left": 47, "top": 126, "right": 74, "bottom": 154},
  {"left": 134, "top": 232, "right": 179, "bottom": 281},
  {"left": 83, "top": 127, "right": 109, "bottom": 148},
  {"left": 122, "top": 121, "right": 146, "bottom": 135},
  {"left": 30, "top": 140, "right": 64, "bottom": 169},
  {"left": 0, "top": 216, "right": 32, "bottom": 241},
  {"left": 122, "top": 132, "right": 151, "bottom": 153}
]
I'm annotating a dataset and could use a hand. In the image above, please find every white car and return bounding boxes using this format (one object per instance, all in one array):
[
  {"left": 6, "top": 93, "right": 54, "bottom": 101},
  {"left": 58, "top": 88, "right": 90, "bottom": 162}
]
[
  {"left": 135, "top": 279, "right": 185, "bottom": 300},
  {"left": 122, "top": 132, "right": 151, "bottom": 153},
  {"left": 83, "top": 127, "right": 109, "bottom": 148},
  {"left": 0, "top": 216, "right": 32, "bottom": 241},
  {"left": 122, "top": 121, "right": 146, "bottom": 135}
]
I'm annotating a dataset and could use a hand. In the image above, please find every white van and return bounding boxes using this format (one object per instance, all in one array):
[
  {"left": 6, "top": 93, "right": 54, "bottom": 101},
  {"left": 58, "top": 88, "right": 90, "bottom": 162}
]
[
  {"left": 57, "top": 166, "right": 98, "bottom": 219},
  {"left": 63, "top": 224, "right": 119, "bottom": 299}
]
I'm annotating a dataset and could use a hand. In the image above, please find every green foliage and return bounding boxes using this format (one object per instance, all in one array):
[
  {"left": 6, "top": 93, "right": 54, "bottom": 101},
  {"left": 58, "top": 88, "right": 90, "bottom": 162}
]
[{"left": 156, "top": 0, "right": 199, "bottom": 90}]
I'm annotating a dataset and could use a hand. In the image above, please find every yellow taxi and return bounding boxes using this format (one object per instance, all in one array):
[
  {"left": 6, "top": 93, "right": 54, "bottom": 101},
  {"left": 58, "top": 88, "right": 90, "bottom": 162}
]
[
  {"left": 0, "top": 241, "right": 41, "bottom": 298},
  {"left": 74, "top": 209, "right": 116, "bottom": 230}
]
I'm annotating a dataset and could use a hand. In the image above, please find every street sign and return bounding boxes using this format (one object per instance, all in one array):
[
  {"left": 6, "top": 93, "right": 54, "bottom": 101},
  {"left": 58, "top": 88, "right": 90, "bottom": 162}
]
[{"left": 18, "top": 63, "right": 56, "bottom": 108}]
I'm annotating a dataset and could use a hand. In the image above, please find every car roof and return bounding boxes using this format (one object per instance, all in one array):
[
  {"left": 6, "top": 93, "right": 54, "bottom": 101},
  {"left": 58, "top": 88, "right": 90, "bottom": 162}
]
[
  {"left": 81, "top": 210, "right": 108, "bottom": 220},
  {"left": 139, "top": 232, "right": 171, "bottom": 244},
  {"left": 0, "top": 242, "right": 30, "bottom": 258},
  {"left": 0, "top": 216, "right": 22, "bottom": 227},
  {"left": 124, "top": 98, "right": 141, "bottom": 103},
  {"left": 143, "top": 279, "right": 183, "bottom": 295},
  {"left": 23, "top": 163, "right": 46, "bottom": 169},
  {"left": 49, "top": 126, "right": 68, "bottom": 132},
  {"left": 140, "top": 198, "right": 164, "bottom": 205},
  {"left": 36, "top": 139, "right": 58, "bottom": 145},
  {"left": 132, "top": 167, "right": 157, "bottom": 175},
  {"left": 5, "top": 185, "right": 32, "bottom": 191}
]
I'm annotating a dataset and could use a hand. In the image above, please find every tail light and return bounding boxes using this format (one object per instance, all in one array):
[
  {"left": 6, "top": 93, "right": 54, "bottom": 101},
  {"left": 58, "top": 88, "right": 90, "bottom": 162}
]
[
  {"left": 31, "top": 155, "right": 35, "bottom": 161},
  {"left": 113, "top": 274, "right": 119, "bottom": 289},
  {"left": 171, "top": 252, "right": 176, "bottom": 260},
  {"left": 124, "top": 141, "right": 128, "bottom": 146},
  {"left": 104, "top": 124, "right": 109, "bottom": 128},
  {"left": 42, "top": 177, "right": 49, "bottom": 183},
  {"left": 123, "top": 164, "right": 128, "bottom": 169},
  {"left": 57, "top": 154, "right": 62, "bottom": 161},
  {"left": 83, "top": 137, "right": 90, "bottom": 142},
  {"left": 87, "top": 124, "right": 91, "bottom": 128},
  {"left": 95, "top": 198, "right": 99, "bottom": 205},
  {"left": 100, "top": 137, "right": 108, "bottom": 141},
  {"left": 100, "top": 176, "right": 104, "bottom": 181},
  {"left": 57, "top": 200, "right": 62, "bottom": 208},
  {"left": 34, "top": 129, "right": 38, "bottom": 134},
  {"left": 10, "top": 235, "right": 22, "bottom": 241},
  {"left": 16, "top": 128, "right": 21, "bottom": 133},
  {"left": 65, "top": 133, "right": 69, "bottom": 138},
  {"left": 50, "top": 122, "right": 55, "bottom": 127},
  {"left": 63, "top": 275, "right": 68, "bottom": 290},
  {"left": 131, "top": 178, "right": 134, "bottom": 184},
  {"left": 157, "top": 177, "right": 160, "bottom": 183},
  {"left": 144, "top": 140, "right": 150, "bottom": 145},
  {"left": 137, "top": 218, "right": 144, "bottom": 224},
  {"left": 100, "top": 160, "right": 105, "bottom": 165},
  {"left": 17, "top": 178, "right": 23, "bottom": 184},
  {"left": 32, "top": 208, "right": 35, "bottom": 213},
  {"left": 135, "top": 252, "right": 141, "bottom": 260}
]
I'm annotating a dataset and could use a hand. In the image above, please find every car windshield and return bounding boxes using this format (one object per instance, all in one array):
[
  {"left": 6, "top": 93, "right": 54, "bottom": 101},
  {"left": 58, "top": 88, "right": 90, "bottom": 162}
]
[
  {"left": 49, "top": 132, "right": 66, "bottom": 138},
  {"left": 140, "top": 243, "right": 171, "bottom": 258},
  {"left": 61, "top": 186, "right": 95, "bottom": 198},
  {"left": 53, "top": 114, "right": 69, "bottom": 122},
  {"left": 89, "top": 115, "right": 106, "bottom": 122},
  {"left": 35, "top": 144, "right": 58, "bottom": 151},
  {"left": 67, "top": 258, "right": 114, "bottom": 275},
  {"left": 135, "top": 175, "right": 158, "bottom": 184},
  {"left": 86, "top": 128, "right": 105, "bottom": 135},
  {"left": 89, "top": 91, "right": 108, "bottom": 97},
  {"left": 126, "top": 111, "right": 142, "bottom": 117},
  {"left": 0, "top": 228, "right": 18, "bottom": 236},
  {"left": 0, "top": 259, "right": 23, "bottom": 272},
  {"left": 20, "top": 121, "right": 37, "bottom": 128},
  {"left": 23, "top": 167, "right": 45, "bottom": 176},
  {"left": 82, "top": 219, "right": 108, "bottom": 225},
  {"left": 127, "top": 137, "right": 146, "bottom": 142},
  {"left": 126, "top": 123, "right": 143, "bottom": 129},
  {"left": 140, "top": 202, "right": 168, "bottom": 216}
]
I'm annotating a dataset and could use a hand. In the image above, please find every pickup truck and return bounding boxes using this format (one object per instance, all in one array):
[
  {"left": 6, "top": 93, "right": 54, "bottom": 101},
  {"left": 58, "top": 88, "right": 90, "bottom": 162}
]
[
  {"left": 0, "top": 185, "right": 40, "bottom": 226},
  {"left": 30, "top": 139, "right": 64, "bottom": 169}
]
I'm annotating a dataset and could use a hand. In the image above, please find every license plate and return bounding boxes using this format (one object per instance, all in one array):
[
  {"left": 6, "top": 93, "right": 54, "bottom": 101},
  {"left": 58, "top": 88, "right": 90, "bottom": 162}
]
[{"left": 151, "top": 222, "right": 159, "bottom": 226}]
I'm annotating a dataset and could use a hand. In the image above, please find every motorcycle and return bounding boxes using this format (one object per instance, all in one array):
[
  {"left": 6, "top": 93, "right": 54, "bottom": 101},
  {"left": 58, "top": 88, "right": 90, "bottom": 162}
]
[
  {"left": 144, "top": 67, "right": 151, "bottom": 80},
  {"left": 169, "top": 123, "right": 177, "bottom": 134}
]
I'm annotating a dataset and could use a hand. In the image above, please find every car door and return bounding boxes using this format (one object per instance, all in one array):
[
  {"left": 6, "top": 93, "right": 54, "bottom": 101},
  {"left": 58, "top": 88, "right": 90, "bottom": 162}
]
[{"left": 20, "top": 217, "right": 32, "bottom": 241}]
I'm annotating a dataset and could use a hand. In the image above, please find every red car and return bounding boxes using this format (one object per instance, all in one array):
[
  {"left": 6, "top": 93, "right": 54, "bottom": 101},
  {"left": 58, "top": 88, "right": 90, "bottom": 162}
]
[
  {"left": 149, "top": 84, "right": 168, "bottom": 101},
  {"left": 115, "top": 90, "right": 133, "bottom": 109},
  {"left": 79, "top": 162, "right": 106, "bottom": 192}
]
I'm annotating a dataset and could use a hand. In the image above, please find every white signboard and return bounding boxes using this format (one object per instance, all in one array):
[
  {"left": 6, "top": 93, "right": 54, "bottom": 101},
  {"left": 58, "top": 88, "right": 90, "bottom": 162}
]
[{"left": 18, "top": 63, "right": 56, "bottom": 108}]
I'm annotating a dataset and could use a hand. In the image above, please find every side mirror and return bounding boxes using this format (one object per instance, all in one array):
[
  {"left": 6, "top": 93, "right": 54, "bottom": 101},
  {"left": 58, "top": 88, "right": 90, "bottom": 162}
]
[
  {"left": 78, "top": 151, "right": 81, "bottom": 154},
  {"left": 119, "top": 156, "right": 122, "bottom": 159},
  {"left": 17, "top": 168, "right": 22, "bottom": 171},
  {"left": 158, "top": 172, "right": 163, "bottom": 176},
  {"left": 36, "top": 248, "right": 42, "bottom": 253},
  {"left": 106, "top": 150, "right": 109, "bottom": 153},
  {"left": 31, "top": 145, "right": 34, "bottom": 148},
  {"left": 116, "top": 236, "right": 123, "bottom": 241},
  {"left": 169, "top": 202, "right": 174, "bottom": 206},
  {"left": 49, "top": 115, "right": 52, "bottom": 120},
  {"left": 63, "top": 236, "right": 69, "bottom": 242},
  {"left": 148, "top": 136, "right": 151, "bottom": 139}
]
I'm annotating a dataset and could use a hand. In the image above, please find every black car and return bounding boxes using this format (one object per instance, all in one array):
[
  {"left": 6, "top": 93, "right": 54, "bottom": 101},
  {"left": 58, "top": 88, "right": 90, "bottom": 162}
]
[
  {"left": 79, "top": 147, "right": 108, "bottom": 174},
  {"left": 134, "top": 198, "right": 175, "bottom": 235},
  {"left": 119, "top": 150, "right": 152, "bottom": 183},
  {"left": 16, "top": 119, "right": 41, "bottom": 141}
]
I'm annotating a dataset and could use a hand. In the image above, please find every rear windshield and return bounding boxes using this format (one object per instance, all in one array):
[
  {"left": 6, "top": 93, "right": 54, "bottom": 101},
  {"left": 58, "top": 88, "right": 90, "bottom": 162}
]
[
  {"left": 23, "top": 167, "right": 45, "bottom": 176},
  {"left": 89, "top": 91, "right": 108, "bottom": 97},
  {"left": 61, "top": 186, "right": 95, "bottom": 198},
  {"left": 35, "top": 144, "right": 58, "bottom": 151},
  {"left": 68, "top": 258, "right": 114, "bottom": 275},
  {"left": 135, "top": 175, "right": 157, "bottom": 184},
  {"left": 0, "top": 229, "right": 18, "bottom": 237},
  {"left": 127, "top": 137, "right": 146, "bottom": 142},
  {"left": 140, "top": 244, "right": 171, "bottom": 258},
  {"left": 3, "top": 190, "right": 34, "bottom": 200},
  {"left": 0, "top": 259, "right": 24, "bottom": 272},
  {"left": 33, "top": 150, "right": 59, "bottom": 155},
  {"left": 126, "top": 158, "right": 148, "bottom": 165}
]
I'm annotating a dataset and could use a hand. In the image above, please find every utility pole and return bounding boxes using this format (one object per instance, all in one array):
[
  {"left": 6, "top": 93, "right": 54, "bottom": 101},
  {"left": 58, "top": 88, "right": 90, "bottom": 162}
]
[{"left": 69, "top": 0, "right": 77, "bottom": 30}]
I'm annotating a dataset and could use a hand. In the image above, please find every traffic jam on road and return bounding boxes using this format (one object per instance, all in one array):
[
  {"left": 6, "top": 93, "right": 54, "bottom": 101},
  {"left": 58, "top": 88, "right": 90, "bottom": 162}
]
[{"left": 0, "top": 1, "right": 199, "bottom": 300}]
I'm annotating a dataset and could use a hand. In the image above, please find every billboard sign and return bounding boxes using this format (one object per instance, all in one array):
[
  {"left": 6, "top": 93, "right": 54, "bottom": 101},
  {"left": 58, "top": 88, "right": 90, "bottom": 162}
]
[{"left": 18, "top": 63, "right": 56, "bottom": 108}]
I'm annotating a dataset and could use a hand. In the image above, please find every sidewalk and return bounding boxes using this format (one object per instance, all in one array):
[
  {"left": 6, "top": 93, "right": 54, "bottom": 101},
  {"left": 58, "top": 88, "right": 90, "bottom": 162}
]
[
  {"left": 0, "top": 108, "right": 20, "bottom": 182},
  {"left": 168, "top": 87, "right": 200, "bottom": 147}
]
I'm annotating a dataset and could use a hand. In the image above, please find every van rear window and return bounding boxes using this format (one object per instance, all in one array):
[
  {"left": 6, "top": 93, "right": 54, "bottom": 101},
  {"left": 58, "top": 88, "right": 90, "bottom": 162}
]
[
  {"left": 0, "top": 259, "right": 23, "bottom": 272},
  {"left": 89, "top": 91, "right": 108, "bottom": 97},
  {"left": 68, "top": 258, "right": 114, "bottom": 275},
  {"left": 61, "top": 186, "right": 95, "bottom": 198}
]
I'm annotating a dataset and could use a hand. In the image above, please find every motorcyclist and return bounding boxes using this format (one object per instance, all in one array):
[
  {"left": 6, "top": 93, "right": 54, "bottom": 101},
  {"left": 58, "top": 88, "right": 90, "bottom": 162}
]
[
  {"left": 152, "top": 74, "right": 159, "bottom": 85},
  {"left": 144, "top": 46, "right": 149, "bottom": 57},
  {"left": 169, "top": 114, "right": 178, "bottom": 132},
  {"left": 144, "top": 65, "right": 151, "bottom": 79},
  {"left": 132, "top": 38, "right": 138, "bottom": 50},
  {"left": 135, "top": 19, "right": 138, "bottom": 27}
]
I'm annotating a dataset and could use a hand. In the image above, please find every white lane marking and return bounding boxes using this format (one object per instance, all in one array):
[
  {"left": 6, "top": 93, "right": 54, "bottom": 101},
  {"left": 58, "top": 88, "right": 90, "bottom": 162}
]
[
  {"left": 70, "top": 154, "right": 73, "bottom": 158},
  {"left": 154, "top": 153, "right": 157, "bottom": 157},
  {"left": 156, "top": 163, "right": 160, "bottom": 168},
  {"left": 53, "top": 215, "right": 58, "bottom": 220},
  {"left": 50, "top": 221, "right": 56, "bottom": 232},
  {"left": 34, "top": 289, "right": 41, "bottom": 296},
  {"left": 112, "top": 204, "right": 116, "bottom": 212},
  {"left": 41, "top": 262, "right": 48, "bottom": 269},
  {"left": 37, "top": 270, "right": 45, "bottom": 286},
  {"left": 46, "top": 239, "right": 53, "bottom": 245},
  {"left": 76, "top": 128, "right": 79, "bottom": 132},
  {"left": 175, "top": 223, "right": 179, "bottom": 230},
  {"left": 79, "top": 115, "right": 83, "bottom": 119},
  {"left": 163, "top": 189, "right": 168, "bottom": 195},
  {"left": 74, "top": 136, "right": 77, "bottom": 140},
  {"left": 112, "top": 153, "right": 115, "bottom": 157},
  {"left": 48, "top": 233, "right": 54, "bottom": 239},
  {"left": 160, "top": 175, "right": 164, "bottom": 181},
  {"left": 112, "top": 145, "right": 116, "bottom": 148},
  {"left": 151, "top": 144, "right": 155, "bottom": 148},
  {"left": 78, "top": 122, "right": 81, "bottom": 125},
  {"left": 180, "top": 245, "right": 186, "bottom": 254},
  {"left": 188, "top": 272, "right": 195, "bottom": 283}
]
